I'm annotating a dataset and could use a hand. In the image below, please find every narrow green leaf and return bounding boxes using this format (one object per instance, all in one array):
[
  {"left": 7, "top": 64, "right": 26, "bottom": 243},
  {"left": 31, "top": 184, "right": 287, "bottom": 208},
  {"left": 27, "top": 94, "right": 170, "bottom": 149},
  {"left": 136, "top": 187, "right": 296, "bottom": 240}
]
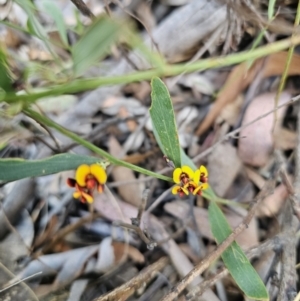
[
  {"left": 150, "top": 77, "right": 181, "bottom": 167},
  {"left": 15, "top": 0, "right": 60, "bottom": 62},
  {"left": 209, "top": 201, "right": 269, "bottom": 300},
  {"left": 41, "top": 0, "right": 69, "bottom": 47},
  {"left": 0, "top": 47, "right": 13, "bottom": 93},
  {"left": 0, "top": 154, "right": 102, "bottom": 182},
  {"left": 72, "top": 16, "right": 120, "bottom": 76},
  {"left": 268, "top": 0, "right": 276, "bottom": 20}
]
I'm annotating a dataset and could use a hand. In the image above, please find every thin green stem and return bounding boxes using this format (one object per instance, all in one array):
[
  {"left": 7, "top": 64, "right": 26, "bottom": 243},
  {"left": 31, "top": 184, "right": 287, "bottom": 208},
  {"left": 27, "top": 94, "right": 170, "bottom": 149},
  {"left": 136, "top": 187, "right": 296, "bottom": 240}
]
[
  {"left": 4, "top": 35, "right": 300, "bottom": 104},
  {"left": 23, "top": 108, "right": 173, "bottom": 183},
  {"left": 274, "top": 2, "right": 300, "bottom": 122}
]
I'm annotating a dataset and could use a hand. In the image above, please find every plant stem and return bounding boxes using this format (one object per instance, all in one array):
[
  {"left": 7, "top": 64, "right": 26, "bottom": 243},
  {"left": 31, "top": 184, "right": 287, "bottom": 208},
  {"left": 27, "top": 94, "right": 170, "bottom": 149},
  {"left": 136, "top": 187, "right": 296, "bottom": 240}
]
[
  {"left": 23, "top": 108, "right": 173, "bottom": 183},
  {"left": 4, "top": 35, "right": 300, "bottom": 104}
]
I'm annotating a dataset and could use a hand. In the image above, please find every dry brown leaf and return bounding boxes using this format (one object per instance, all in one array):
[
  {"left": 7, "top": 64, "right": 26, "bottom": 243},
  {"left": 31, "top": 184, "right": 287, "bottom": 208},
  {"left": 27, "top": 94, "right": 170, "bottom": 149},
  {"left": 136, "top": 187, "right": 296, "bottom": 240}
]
[
  {"left": 108, "top": 136, "right": 143, "bottom": 207},
  {"left": 123, "top": 150, "right": 156, "bottom": 164},
  {"left": 256, "top": 184, "right": 288, "bottom": 217},
  {"left": 238, "top": 92, "right": 291, "bottom": 166},
  {"left": 196, "top": 51, "right": 300, "bottom": 135},
  {"left": 94, "top": 191, "right": 137, "bottom": 224},
  {"left": 19, "top": 246, "right": 98, "bottom": 285},
  {"left": 245, "top": 168, "right": 288, "bottom": 217},
  {"left": 245, "top": 167, "right": 266, "bottom": 189},
  {"left": 119, "top": 106, "right": 137, "bottom": 132},
  {"left": 207, "top": 142, "right": 242, "bottom": 197},
  {"left": 216, "top": 95, "right": 244, "bottom": 126},
  {"left": 112, "top": 241, "right": 145, "bottom": 264},
  {"left": 164, "top": 200, "right": 258, "bottom": 249},
  {"left": 136, "top": 1, "right": 156, "bottom": 31},
  {"left": 274, "top": 127, "right": 297, "bottom": 150},
  {"left": 179, "top": 243, "right": 200, "bottom": 263},
  {"left": 122, "top": 82, "right": 151, "bottom": 101}
]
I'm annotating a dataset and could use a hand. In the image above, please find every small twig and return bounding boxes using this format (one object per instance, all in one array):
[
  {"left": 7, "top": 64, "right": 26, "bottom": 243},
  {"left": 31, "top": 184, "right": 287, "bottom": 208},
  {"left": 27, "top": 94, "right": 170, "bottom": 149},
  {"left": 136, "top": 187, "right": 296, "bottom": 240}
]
[
  {"left": 29, "top": 105, "right": 62, "bottom": 152},
  {"left": 159, "top": 178, "right": 276, "bottom": 301},
  {"left": 0, "top": 261, "right": 39, "bottom": 301},
  {"left": 34, "top": 135, "right": 59, "bottom": 153},
  {"left": 187, "top": 194, "right": 206, "bottom": 258},
  {"left": 156, "top": 219, "right": 190, "bottom": 247},
  {"left": 273, "top": 0, "right": 300, "bottom": 128},
  {"left": 187, "top": 232, "right": 289, "bottom": 300},
  {"left": 112, "top": 0, "right": 160, "bottom": 55},
  {"left": 114, "top": 221, "right": 156, "bottom": 250},
  {"left": 114, "top": 189, "right": 157, "bottom": 249},
  {"left": 93, "top": 257, "right": 169, "bottom": 301},
  {"left": 35, "top": 212, "right": 102, "bottom": 256},
  {"left": 276, "top": 202, "right": 297, "bottom": 301},
  {"left": 131, "top": 189, "right": 149, "bottom": 227},
  {"left": 0, "top": 272, "right": 42, "bottom": 293},
  {"left": 276, "top": 151, "right": 300, "bottom": 221},
  {"left": 70, "top": 0, "right": 95, "bottom": 19},
  {"left": 146, "top": 187, "right": 172, "bottom": 213}
]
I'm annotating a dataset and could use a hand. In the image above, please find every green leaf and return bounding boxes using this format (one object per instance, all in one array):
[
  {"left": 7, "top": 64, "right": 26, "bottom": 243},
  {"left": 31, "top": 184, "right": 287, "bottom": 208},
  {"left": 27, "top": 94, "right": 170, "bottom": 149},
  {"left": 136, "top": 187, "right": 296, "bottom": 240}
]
[
  {"left": 150, "top": 77, "right": 181, "bottom": 167},
  {"left": 72, "top": 16, "right": 120, "bottom": 76},
  {"left": 41, "top": 0, "right": 69, "bottom": 47},
  {"left": 0, "top": 154, "right": 102, "bottom": 182},
  {"left": 268, "top": 0, "right": 276, "bottom": 20},
  {"left": 15, "top": 0, "right": 60, "bottom": 61},
  {"left": 209, "top": 201, "right": 269, "bottom": 300},
  {"left": 0, "top": 47, "right": 13, "bottom": 93}
]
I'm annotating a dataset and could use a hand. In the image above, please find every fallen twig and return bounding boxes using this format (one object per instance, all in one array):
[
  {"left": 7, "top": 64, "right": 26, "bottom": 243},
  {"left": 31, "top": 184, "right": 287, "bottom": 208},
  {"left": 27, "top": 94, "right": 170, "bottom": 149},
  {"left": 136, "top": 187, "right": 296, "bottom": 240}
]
[
  {"left": 93, "top": 257, "right": 169, "bottom": 301},
  {"left": 70, "top": 0, "right": 95, "bottom": 19},
  {"left": 187, "top": 232, "right": 290, "bottom": 299}
]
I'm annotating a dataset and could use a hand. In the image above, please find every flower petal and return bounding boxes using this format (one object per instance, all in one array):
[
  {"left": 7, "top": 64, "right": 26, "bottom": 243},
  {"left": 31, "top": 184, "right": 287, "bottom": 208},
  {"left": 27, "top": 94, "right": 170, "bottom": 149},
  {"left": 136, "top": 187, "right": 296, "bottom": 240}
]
[
  {"left": 82, "top": 191, "right": 94, "bottom": 203},
  {"left": 97, "top": 184, "right": 104, "bottom": 193},
  {"left": 193, "top": 170, "right": 200, "bottom": 183},
  {"left": 181, "top": 187, "right": 189, "bottom": 195},
  {"left": 193, "top": 183, "right": 209, "bottom": 195},
  {"left": 182, "top": 166, "right": 194, "bottom": 179},
  {"left": 184, "top": 181, "right": 197, "bottom": 189},
  {"left": 200, "top": 183, "right": 209, "bottom": 190},
  {"left": 199, "top": 165, "right": 208, "bottom": 177},
  {"left": 90, "top": 164, "right": 107, "bottom": 184},
  {"left": 67, "top": 178, "right": 76, "bottom": 187},
  {"left": 173, "top": 168, "right": 182, "bottom": 184},
  {"left": 73, "top": 191, "right": 81, "bottom": 199},
  {"left": 172, "top": 185, "right": 181, "bottom": 194},
  {"left": 75, "top": 164, "right": 90, "bottom": 187}
]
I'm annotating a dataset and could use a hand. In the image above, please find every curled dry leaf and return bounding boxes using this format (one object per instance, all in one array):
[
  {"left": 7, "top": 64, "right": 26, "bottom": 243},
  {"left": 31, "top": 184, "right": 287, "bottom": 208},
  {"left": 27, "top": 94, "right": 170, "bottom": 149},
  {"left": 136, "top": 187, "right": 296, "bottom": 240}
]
[
  {"left": 238, "top": 92, "right": 291, "bottom": 166},
  {"left": 245, "top": 167, "right": 288, "bottom": 217},
  {"left": 196, "top": 51, "right": 300, "bottom": 136},
  {"left": 94, "top": 190, "right": 138, "bottom": 224},
  {"left": 108, "top": 136, "right": 144, "bottom": 207},
  {"left": 96, "top": 237, "right": 144, "bottom": 273},
  {"left": 256, "top": 184, "right": 288, "bottom": 218},
  {"left": 274, "top": 127, "right": 297, "bottom": 150},
  {"left": 18, "top": 246, "right": 98, "bottom": 286},
  {"left": 178, "top": 73, "right": 215, "bottom": 95},
  {"left": 101, "top": 96, "right": 146, "bottom": 116},
  {"left": 207, "top": 142, "right": 242, "bottom": 197},
  {"left": 216, "top": 95, "right": 244, "bottom": 127}
]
